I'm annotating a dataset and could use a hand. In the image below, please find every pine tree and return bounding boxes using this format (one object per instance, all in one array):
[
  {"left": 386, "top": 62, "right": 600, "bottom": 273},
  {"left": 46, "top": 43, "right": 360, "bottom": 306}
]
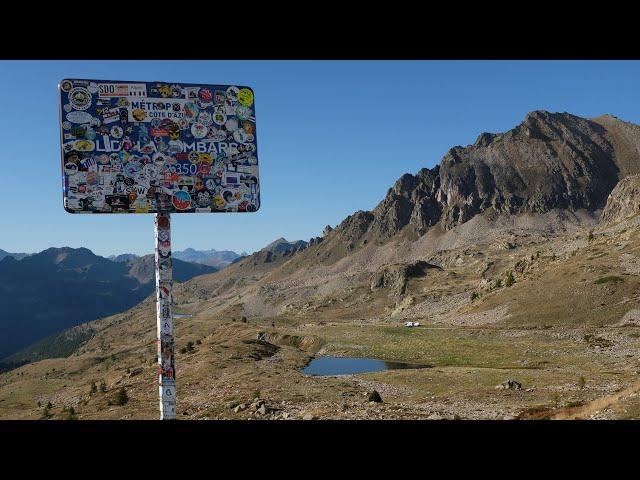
[
  {"left": 66, "top": 406, "right": 77, "bottom": 420},
  {"left": 115, "top": 386, "right": 128, "bottom": 406}
]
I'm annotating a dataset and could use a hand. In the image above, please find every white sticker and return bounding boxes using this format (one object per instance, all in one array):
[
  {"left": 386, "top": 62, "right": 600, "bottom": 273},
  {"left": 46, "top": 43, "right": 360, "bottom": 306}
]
[
  {"left": 226, "top": 86, "right": 239, "bottom": 102},
  {"left": 233, "top": 129, "right": 251, "bottom": 144},
  {"left": 68, "top": 87, "right": 92, "bottom": 110},
  {"left": 225, "top": 117, "right": 239, "bottom": 131},
  {"left": 102, "top": 107, "right": 120, "bottom": 124},
  {"left": 110, "top": 125, "right": 123, "bottom": 138},
  {"left": 66, "top": 111, "right": 94, "bottom": 124},
  {"left": 191, "top": 123, "right": 208, "bottom": 139},
  {"left": 98, "top": 83, "right": 147, "bottom": 98},
  {"left": 207, "top": 128, "right": 228, "bottom": 142},
  {"left": 197, "top": 111, "right": 212, "bottom": 125},
  {"left": 129, "top": 98, "right": 189, "bottom": 123}
]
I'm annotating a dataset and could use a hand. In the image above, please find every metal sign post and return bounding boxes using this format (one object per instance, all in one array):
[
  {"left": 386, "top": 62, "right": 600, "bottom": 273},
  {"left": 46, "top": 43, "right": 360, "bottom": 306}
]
[
  {"left": 58, "top": 79, "right": 260, "bottom": 420},
  {"left": 155, "top": 211, "right": 176, "bottom": 420}
]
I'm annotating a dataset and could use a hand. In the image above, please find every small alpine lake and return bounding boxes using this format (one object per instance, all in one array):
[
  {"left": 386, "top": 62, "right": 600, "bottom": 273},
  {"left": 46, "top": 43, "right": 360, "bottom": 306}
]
[{"left": 301, "top": 356, "right": 431, "bottom": 376}]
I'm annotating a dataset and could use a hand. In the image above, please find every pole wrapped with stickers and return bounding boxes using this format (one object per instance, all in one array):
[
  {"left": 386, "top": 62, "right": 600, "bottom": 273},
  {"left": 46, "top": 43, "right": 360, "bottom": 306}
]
[{"left": 155, "top": 211, "right": 176, "bottom": 420}]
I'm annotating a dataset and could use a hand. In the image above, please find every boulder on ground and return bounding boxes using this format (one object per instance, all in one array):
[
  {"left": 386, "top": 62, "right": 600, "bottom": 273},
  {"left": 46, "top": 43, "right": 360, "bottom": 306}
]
[
  {"left": 495, "top": 380, "right": 522, "bottom": 390},
  {"left": 368, "top": 390, "right": 383, "bottom": 403}
]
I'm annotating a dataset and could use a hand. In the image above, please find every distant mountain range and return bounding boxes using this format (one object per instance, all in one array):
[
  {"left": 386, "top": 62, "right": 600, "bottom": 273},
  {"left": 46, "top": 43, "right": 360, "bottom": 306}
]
[
  {"left": 173, "top": 248, "right": 248, "bottom": 269},
  {"left": 108, "top": 253, "right": 139, "bottom": 263},
  {"left": 0, "top": 249, "right": 30, "bottom": 261},
  {"left": 0, "top": 247, "right": 216, "bottom": 360},
  {"left": 109, "top": 248, "right": 248, "bottom": 269}
]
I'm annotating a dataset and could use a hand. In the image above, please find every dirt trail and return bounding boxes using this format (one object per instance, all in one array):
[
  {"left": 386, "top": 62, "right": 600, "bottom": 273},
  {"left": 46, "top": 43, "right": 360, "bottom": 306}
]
[{"left": 549, "top": 380, "right": 640, "bottom": 419}]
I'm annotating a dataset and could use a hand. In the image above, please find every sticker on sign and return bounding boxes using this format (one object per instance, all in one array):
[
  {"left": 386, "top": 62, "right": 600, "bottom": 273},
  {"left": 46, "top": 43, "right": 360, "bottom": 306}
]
[
  {"left": 129, "top": 99, "right": 188, "bottom": 123},
  {"left": 98, "top": 83, "right": 147, "bottom": 98}
]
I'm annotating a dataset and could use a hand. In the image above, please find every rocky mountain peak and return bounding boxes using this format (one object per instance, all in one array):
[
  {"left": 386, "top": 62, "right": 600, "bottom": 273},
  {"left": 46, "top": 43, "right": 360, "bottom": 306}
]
[{"left": 323, "top": 111, "right": 640, "bottom": 254}]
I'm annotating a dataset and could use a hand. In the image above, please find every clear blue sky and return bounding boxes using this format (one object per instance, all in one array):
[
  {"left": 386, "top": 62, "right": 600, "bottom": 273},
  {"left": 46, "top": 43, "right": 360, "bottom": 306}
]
[{"left": 1, "top": 60, "right": 639, "bottom": 257}]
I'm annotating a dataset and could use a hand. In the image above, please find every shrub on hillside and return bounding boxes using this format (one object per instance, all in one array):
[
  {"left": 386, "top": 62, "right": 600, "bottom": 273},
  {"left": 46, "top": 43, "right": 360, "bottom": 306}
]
[
  {"left": 114, "top": 386, "right": 128, "bottom": 406},
  {"left": 504, "top": 271, "right": 515, "bottom": 287}
]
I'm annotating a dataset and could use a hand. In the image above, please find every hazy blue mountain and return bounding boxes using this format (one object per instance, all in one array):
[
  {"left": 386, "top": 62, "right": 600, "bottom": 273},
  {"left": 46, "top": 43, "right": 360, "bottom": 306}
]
[
  {"left": 108, "top": 253, "right": 139, "bottom": 263},
  {"left": 0, "top": 249, "right": 30, "bottom": 261},
  {"left": 172, "top": 248, "right": 243, "bottom": 269},
  {"left": 0, "top": 247, "right": 216, "bottom": 359},
  {"left": 108, "top": 248, "right": 244, "bottom": 269},
  {"left": 125, "top": 254, "right": 217, "bottom": 283}
]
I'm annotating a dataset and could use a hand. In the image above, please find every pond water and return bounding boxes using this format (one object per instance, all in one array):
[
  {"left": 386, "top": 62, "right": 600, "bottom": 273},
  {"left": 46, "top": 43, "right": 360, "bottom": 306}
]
[{"left": 301, "top": 356, "right": 431, "bottom": 376}]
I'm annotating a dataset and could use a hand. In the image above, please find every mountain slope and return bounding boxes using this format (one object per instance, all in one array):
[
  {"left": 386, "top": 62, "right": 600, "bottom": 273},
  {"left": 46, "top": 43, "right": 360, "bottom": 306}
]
[
  {"left": 164, "top": 111, "right": 640, "bottom": 322},
  {"left": 0, "top": 248, "right": 216, "bottom": 359}
]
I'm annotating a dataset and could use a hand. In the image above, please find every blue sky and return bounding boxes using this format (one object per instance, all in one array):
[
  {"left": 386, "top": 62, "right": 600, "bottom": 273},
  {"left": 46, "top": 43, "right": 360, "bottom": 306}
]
[{"left": 1, "top": 60, "right": 639, "bottom": 257}]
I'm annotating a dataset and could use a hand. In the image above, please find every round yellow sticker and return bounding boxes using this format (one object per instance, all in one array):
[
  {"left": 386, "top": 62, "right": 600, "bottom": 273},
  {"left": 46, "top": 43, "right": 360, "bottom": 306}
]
[
  {"left": 214, "top": 196, "right": 226, "bottom": 208},
  {"left": 238, "top": 88, "right": 254, "bottom": 106}
]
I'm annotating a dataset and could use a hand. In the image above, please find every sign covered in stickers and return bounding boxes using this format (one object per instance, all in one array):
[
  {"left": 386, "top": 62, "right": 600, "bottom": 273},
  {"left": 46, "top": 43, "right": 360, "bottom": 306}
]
[{"left": 58, "top": 79, "right": 260, "bottom": 214}]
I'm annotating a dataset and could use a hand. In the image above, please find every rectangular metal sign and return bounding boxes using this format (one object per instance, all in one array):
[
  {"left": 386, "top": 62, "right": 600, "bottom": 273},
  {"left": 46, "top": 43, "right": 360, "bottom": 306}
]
[{"left": 58, "top": 79, "right": 260, "bottom": 214}]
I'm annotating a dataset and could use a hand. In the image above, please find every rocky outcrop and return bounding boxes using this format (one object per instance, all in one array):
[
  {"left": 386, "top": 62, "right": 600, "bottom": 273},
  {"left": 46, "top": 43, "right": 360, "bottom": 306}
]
[
  {"left": 308, "top": 236, "right": 323, "bottom": 247},
  {"left": 251, "top": 238, "right": 308, "bottom": 264},
  {"left": 368, "top": 390, "right": 383, "bottom": 403},
  {"left": 370, "top": 260, "right": 441, "bottom": 296},
  {"left": 262, "top": 238, "right": 308, "bottom": 254},
  {"left": 330, "top": 111, "right": 640, "bottom": 247},
  {"left": 333, "top": 210, "right": 375, "bottom": 244},
  {"left": 601, "top": 174, "right": 640, "bottom": 225},
  {"left": 495, "top": 380, "right": 522, "bottom": 391},
  {"left": 257, "top": 332, "right": 324, "bottom": 352},
  {"left": 373, "top": 168, "right": 442, "bottom": 237},
  {"left": 240, "top": 338, "right": 280, "bottom": 360}
]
